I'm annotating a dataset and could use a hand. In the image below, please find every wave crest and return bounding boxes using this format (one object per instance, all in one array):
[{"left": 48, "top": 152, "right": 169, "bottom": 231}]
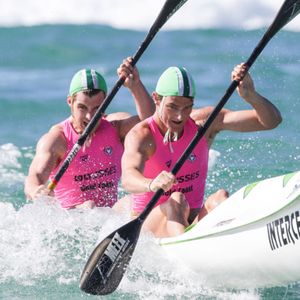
[{"left": 1, "top": 0, "right": 300, "bottom": 31}]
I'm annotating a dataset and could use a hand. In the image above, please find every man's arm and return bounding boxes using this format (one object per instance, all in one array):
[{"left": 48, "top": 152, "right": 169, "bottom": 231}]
[
  {"left": 112, "top": 57, "right": 155, "bottom": 142},
  {"left": 193, "top": 63, "right": 282, "bottom": 138},
  {"left": 221, "top": 63, "right": 282, "bottom": 132},
  {"left": 121, "top": 122, "right": 153, "bottom": 193},
  {"left": 119, "top": 57, "right": 155, "bottom": 120},
  {"left": 24, "top": 127, "right": 66, "bottom": 200},
  {"left": 121, "top": 121, "right": 176, "bottom": 194}
]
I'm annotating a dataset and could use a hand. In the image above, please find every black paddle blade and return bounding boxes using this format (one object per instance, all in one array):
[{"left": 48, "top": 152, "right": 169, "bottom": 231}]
[
  {"left": 151, "top": 0, "right": 188, "bottom": 31},
  {"left": 247, "top": 0, "right": 300, "bottom": 68},
  {"left": 79, "top": 218, "right": 142, "bottom": 295},
  {"left": 131, "top": 0, "right": 188, "bottom": 65},
  {"left": 273, "top": 0, "right": 300, "bottom": 33}
]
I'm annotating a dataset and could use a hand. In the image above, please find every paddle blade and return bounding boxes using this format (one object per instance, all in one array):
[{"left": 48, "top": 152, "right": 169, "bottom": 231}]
[
  {"left": 79, "top": 218, "right": 142, "bottom": 295},
  {"left": 131, "top": 0, "right": 188, "bottom": 65},
  {"left": 152, "top": 0, "right": 188, "bottom": 31},
  {"left": 271, "top": 0, "right": 300, "bottom": 35},
  {"left": 247, "top": 0, "right": 300, "bottom": 68}
]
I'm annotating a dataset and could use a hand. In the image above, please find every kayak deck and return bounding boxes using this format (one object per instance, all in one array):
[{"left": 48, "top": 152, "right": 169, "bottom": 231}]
[{"left": 158, "top": 171, "right": 300, "bottom": 288}]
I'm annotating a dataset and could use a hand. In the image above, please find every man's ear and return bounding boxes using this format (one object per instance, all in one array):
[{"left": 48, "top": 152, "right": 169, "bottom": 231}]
[
  {"left": 152, "top": 91, "right": 161, "bottom": 106},
  {"left": 67, "top": 95, "right": 72, "bottom": 107}
]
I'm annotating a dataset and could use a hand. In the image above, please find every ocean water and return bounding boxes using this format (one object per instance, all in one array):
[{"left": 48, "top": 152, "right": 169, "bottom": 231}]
[{"left": 1, "top": 0, "right": 300, "bottom": 299}]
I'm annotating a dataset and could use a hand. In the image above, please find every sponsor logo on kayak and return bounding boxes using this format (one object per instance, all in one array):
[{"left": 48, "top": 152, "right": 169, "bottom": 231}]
[
  {"left": 215, "top": 218, "right": 235, "bottom": 227},
  {"left": 267, "top": 210, "right": 300, "bottom": 251}
]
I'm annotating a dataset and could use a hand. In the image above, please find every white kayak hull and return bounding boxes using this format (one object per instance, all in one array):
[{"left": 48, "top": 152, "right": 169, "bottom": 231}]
[{"left": 158, "top": 171, "right": 300, "bottom": 288}]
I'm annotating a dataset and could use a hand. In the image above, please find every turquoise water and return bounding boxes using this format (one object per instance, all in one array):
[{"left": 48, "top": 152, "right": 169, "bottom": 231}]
[{"left": 0, "top": 22, "right": 300, "bottom": 299}]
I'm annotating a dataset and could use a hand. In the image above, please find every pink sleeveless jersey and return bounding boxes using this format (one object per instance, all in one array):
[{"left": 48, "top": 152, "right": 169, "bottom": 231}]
[
  {"left": 50, "top": 118, "right": 123, "bottom": 208},
  {"left": 132, "top": 116, "right": 209, "bottom": 213}
]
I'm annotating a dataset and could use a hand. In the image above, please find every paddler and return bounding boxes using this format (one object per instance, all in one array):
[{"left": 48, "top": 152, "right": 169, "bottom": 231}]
[
  {"left": 121, "top": 63, "right": 282, "bottom": 237},
  {"left": 24, "top": 57, "right": 154, "bottom": 209}
]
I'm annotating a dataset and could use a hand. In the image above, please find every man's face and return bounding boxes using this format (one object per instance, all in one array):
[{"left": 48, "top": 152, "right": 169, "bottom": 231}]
[
  {"left": 68, "top": 91, "right": 106, "bottom": 133},
  {"left": 158, "top": 95, "right": 193, "bottom": 133}
]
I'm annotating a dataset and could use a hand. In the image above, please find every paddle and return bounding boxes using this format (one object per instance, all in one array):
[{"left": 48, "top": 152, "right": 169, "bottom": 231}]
[
  {"left": 79, "top": 0, "right": 300, "bottom": 295},
  {"left": 47, "top": 0, "right": 189, "bottom": 191}
]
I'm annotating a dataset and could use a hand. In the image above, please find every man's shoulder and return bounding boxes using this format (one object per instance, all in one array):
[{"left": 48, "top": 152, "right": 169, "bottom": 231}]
[
  {"left": 191, "top": 106, "right": 230, "bottom": 123},
  {"left": 37, "top": 123, "right": 65, "bottom": 147},
  {"left": 191, "top": 106, "right": 214, "bottom": 120},
  {"left": 36, "top": 124, "right": 67, "bottom": 155},
  {"left": 48, "top": 123, "right": 64, "bottom": 137},
  {"left": 190, "top": 107, "right": 214, "bottom": 128},
  {"left": 124, "top": 118, "right": 155, "bottom": 156},
  {"left": 105, "top": 112, "right": 132, "bottom": 122},
  {"left": 123, "top": 119, "right": 152, "bottom": 147},
  {"left": 129, "top": 118, "right": 150, "bottom": 134},
  {"left": 190, "top": 106, "right": 230, "bottom": 143}
]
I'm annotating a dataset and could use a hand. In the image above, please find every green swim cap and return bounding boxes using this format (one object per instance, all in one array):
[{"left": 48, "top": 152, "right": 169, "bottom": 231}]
[
  {"left": 155, "top": 66, "right": 196, "bottom": 98},
  {"left": 69, "top": 69, "right": 107, "bottom": 96}
]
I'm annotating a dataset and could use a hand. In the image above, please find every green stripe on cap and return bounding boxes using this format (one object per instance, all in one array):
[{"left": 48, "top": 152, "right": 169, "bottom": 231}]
[
  {"left": 69, "top": 68, "right": 107, "bottom": 96},
  {"left": 86, "top": 69, "right": 94, "bottom": 89},
  {"left": 155, "top": 66, "right": 196, "bottom": 98}
]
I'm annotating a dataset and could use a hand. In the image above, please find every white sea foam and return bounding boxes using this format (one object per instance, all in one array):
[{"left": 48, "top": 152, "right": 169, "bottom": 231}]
[
  {"left": 0, "top": 199, "right": 260, "bottom": 299},
  {"left": 0, "top": 144, "right": 25, "bottom": 186},
  {"left": 208, "top": 149, "right": 221, "bottom": 170},
  {"left": 0, "top": 143, "right": 22, "bottom": 169},
  {"left": 0, "top": 198, "right": 124, "bottom": 284},
  {"left": 1, "top": 0, "right": 299, "bottom": 31}
]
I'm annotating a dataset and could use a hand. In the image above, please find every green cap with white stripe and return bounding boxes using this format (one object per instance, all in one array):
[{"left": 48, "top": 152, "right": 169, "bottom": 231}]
[
  {"left": 155, "top": 66, "right": 196, "bottom": 98},
  {"left": 69, "top": 69, "right": 107, "bottom": 96}
]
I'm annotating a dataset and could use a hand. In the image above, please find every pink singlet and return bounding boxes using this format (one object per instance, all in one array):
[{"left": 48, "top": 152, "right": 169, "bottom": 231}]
[
  {"left": 50, "top": 118, "right": 123, "bottom": 208},
  {"left": 132, "top": 116, "right": 209, "bottom": 213}
]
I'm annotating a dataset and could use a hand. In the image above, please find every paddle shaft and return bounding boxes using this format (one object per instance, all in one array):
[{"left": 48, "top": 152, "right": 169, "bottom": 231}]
[
  {"left": 48, "top": 0, "right": 188, "bottom": 190},
  {"left": 139, "top": 0, "right": 300, "bottom": 221}
]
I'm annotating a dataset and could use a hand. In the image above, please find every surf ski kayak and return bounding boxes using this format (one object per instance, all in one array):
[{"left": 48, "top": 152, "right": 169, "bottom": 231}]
[{"left": 158, "top": 171, "right": 300, "bottom": 288}]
